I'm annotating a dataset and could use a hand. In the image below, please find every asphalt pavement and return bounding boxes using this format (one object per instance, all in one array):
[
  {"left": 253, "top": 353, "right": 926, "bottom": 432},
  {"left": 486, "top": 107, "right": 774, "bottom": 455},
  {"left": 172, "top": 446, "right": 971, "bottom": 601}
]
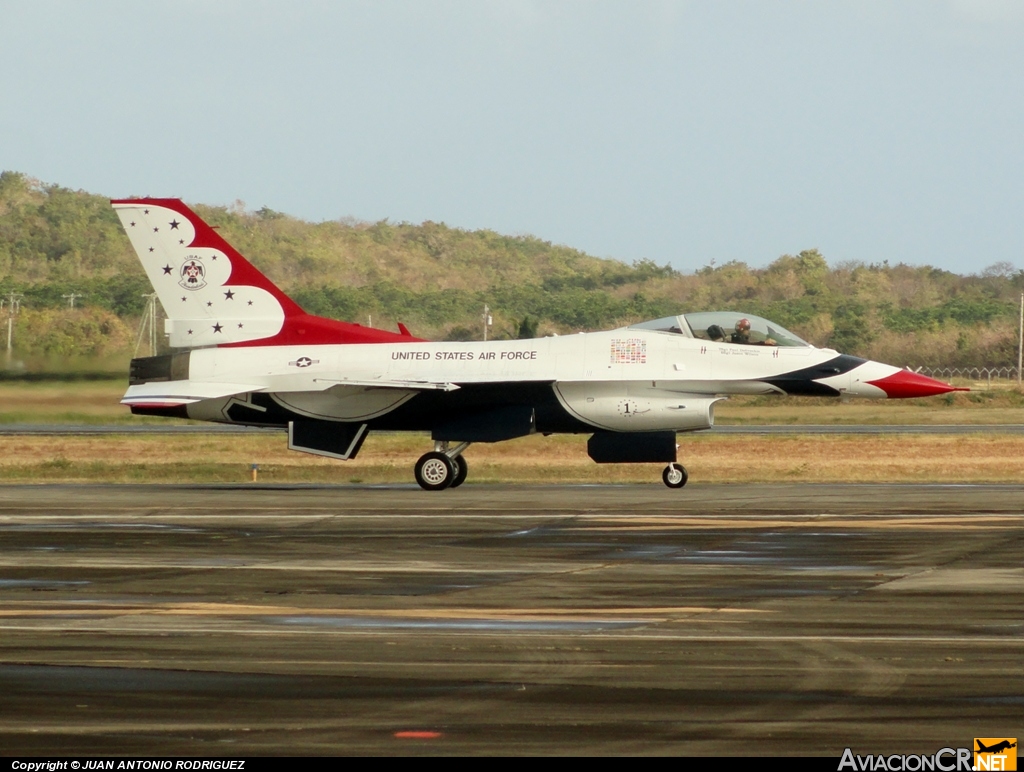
[{"left": 0, "top": 483, "right": 1021, "bottom": 754}]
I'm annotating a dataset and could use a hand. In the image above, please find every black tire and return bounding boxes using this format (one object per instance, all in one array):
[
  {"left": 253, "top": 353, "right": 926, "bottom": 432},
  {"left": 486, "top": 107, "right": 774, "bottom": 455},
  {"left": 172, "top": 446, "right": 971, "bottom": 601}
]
[
  {"left": 450, "top": 456, "right": 468, "bottom": 488},
  {"left": 415, "top": 452, "right": 455, "bottom": 491},
  {"left": 662, "top": 463, "right": 688, "bottom": 489}
]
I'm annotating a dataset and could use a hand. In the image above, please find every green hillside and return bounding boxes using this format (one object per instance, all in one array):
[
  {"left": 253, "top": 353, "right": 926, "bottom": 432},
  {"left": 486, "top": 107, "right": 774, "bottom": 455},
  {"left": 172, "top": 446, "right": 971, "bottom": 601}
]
[{"left": 0, "top": 171, "right": 1021, "bottom": 372}]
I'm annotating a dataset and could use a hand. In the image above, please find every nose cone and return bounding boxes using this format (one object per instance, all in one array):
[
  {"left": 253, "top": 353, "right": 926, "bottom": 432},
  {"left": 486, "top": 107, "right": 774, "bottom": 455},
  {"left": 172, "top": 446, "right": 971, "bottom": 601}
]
[{"left": 866, "top": 369, "right": 968, "bottom": 399}]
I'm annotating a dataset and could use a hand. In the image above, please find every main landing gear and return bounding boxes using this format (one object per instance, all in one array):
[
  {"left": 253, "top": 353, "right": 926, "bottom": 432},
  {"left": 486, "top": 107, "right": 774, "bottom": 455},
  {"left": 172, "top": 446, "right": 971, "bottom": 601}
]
[
  {"left": 414, "top": 441, "right": 471, "bottom": 491},
  {"left": 662, "top": 462, "right": 688, "bottom": 489}
]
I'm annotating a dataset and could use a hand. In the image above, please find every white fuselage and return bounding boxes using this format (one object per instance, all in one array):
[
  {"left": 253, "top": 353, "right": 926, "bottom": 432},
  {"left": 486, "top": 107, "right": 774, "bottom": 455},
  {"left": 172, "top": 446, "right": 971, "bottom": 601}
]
[{"left": 124, "top": 329, "right": 898, "bottom": 433}]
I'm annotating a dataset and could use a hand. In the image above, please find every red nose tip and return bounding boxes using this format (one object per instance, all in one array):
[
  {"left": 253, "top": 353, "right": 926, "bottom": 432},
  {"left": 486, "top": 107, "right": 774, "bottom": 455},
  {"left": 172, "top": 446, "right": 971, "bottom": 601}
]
[{"left": 867, "top": 370, "right": 969, "bottom": 399}]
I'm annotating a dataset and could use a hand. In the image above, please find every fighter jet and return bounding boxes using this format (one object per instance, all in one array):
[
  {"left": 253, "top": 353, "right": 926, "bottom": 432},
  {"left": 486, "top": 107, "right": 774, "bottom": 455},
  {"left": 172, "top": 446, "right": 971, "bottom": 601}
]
[
  {"left": 977, "top": 741, "right": 1017, "bottom": 754},
  {"left": 114, "top": 199, "right": 964, "bottom": 490}
]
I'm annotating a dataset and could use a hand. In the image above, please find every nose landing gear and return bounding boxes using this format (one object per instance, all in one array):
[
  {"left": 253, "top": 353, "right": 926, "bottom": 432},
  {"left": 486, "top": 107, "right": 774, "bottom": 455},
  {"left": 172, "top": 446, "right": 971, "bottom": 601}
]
[
  {"left": 662, "top": 462, "right": 688, "bottom": 489},
  {"left": 414, "top": 441, "right": 471, "bottom": 491}
]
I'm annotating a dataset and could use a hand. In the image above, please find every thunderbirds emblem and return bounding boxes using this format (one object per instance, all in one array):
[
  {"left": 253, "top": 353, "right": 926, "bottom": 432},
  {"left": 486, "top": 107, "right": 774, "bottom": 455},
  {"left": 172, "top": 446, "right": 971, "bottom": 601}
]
[{"left": 179, "top": 258, "right": 207, "bottom": 290}]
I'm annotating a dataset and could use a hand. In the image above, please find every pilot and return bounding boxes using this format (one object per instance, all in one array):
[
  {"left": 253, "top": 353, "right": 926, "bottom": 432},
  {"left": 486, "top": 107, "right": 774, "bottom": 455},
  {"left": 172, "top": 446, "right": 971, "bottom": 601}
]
[
  {"left": 731, "top": 318, "right": 751, "bottom": 344},
  {"left": 707, "top": 324, "right": 726, "bottom": 342}
]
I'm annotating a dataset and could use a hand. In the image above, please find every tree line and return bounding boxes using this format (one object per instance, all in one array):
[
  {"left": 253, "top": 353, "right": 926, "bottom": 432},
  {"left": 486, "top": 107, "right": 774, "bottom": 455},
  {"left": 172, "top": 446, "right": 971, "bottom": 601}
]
[{"left": 1, "top": 171, "right": 1021, "bottom": 370}]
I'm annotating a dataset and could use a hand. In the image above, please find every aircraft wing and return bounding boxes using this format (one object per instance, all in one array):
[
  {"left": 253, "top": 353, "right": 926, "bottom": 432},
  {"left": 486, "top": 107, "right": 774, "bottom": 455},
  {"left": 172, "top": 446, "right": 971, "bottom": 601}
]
[{"left": 311, "top": 377, "right": 460, "bottom": 392}]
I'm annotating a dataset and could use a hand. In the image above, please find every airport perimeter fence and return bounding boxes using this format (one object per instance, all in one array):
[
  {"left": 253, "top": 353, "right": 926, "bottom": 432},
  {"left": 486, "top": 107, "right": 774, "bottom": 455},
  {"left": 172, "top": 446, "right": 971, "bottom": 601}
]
[{"left": 915, "top": 366, "right": 1021, "bottom": 387}]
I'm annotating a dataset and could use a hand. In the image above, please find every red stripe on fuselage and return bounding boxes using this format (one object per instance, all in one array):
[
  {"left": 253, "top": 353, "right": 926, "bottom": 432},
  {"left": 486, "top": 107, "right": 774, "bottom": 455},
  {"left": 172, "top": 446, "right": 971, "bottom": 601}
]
[{"left": 223, "top": 313, "right": 421, "bottom": 346}]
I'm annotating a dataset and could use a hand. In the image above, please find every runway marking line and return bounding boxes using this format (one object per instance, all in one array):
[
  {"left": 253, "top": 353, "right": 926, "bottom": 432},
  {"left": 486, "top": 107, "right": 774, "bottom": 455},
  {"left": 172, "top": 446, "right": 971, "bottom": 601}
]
[
  {"left": 575, "top": 516, "right": 1023, "bottom": 530},
  {"left": 0, "top": 602, "right": 768, "bottom": 620},
  {"left": 2, "top": 624, "right": 1024, "bottom": 646},
  {"left": 0, "top": 719, "right": 421, "bottom": 734},
  {"left": 0, "top": 657, "right": 644, "bottom": 670},
  {"left": 1, "top": 512, "right": 1020, "bottom": 524},
  {"left": 0, "top": 559, "right": 577, "bottom": 573}
]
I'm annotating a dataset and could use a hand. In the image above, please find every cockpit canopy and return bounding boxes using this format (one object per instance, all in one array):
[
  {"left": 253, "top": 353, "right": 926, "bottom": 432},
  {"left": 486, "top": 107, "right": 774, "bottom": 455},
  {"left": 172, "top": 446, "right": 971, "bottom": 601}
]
[{"left": 629, "top": 312, "right": 810, "bottom": 347}]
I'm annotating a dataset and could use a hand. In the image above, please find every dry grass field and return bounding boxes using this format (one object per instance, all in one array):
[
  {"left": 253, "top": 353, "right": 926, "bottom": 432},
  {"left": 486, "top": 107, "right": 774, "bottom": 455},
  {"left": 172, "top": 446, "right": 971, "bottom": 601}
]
[
  {"left": 0, "top": 379, "right": 143, "bottom": 424},
  {"left": 1, "top": 378, "right": 1022, "bottom": 425},
  {"left": 3, "top": 431, "right": 1024, "bottom": 485},
  {"left": 1, "top": 379, "right": 1022, "bottom": 484}
]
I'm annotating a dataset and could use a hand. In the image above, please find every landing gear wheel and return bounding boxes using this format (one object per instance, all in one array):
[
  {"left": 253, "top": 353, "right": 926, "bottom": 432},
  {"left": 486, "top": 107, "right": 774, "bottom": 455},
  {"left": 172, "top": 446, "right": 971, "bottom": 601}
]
[
  {"left": 662, "top": 463, "right": 688, "bottom": 489},
  {"left": 415, "top": 452, "right": 455, "bottom": 491},
  {"left": 450, "top": 456, "right": 468, "bottom": 488}
]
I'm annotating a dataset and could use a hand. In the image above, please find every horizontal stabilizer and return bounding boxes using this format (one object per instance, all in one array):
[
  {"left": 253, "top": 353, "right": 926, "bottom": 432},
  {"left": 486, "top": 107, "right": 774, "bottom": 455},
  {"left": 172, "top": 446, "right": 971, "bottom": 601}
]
[{"left": 121, "top": 380, "right": 261, "bottom": 407}]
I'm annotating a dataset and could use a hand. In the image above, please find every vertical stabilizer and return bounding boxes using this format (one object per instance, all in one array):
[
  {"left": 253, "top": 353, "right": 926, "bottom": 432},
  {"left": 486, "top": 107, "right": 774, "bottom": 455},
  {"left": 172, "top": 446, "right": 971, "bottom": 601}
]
[
  {"left": 112, "top": 199, "right": 297, "bottom": 347},
  {"left": 112, "top": 198, "right": 423, "bottom": 347}
]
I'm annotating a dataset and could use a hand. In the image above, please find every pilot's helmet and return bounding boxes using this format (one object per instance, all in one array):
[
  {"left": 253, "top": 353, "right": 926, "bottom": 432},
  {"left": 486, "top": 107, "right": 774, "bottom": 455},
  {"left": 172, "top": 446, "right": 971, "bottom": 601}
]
[{"left": 735, "top": 318, "right": 751, "bottom": 332}]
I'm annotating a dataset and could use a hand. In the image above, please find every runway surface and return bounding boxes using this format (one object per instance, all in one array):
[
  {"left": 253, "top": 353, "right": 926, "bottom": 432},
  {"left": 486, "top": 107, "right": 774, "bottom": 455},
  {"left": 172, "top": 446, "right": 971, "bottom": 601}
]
[
  {"left": 0, "top": 483, "right": 1022, "bottom": 755},
  {"left": 1, "top": 423, "right": 1023, "bottom": 434}
]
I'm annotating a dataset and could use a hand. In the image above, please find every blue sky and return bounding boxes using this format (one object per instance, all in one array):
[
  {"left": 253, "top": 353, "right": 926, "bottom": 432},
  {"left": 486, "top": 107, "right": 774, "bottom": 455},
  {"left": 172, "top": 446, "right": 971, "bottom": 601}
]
[{"left": 2, "top": 1, "right": 1022, "bottom": 274}]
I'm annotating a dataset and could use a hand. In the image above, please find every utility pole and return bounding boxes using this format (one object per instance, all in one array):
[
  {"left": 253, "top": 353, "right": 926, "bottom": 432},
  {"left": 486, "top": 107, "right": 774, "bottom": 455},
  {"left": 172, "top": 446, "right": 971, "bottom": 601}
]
[
  {"left": 62, "top": 292, "right": 84, "bottom": 309},
  {"left": 3, "top": 291, "right": 23, "bottom": 368},
  {"left": 134, "top": 293, "right": 159, "bottom": 357},
  {"left": 150, "top": 294, "right": 157, "bottom": 356},
  {"left": 482, "top": 304, "right": 492, "bottom": 342},
  {"left": 1018, "top": 291, "right": 1023, "bottom": 386}
]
